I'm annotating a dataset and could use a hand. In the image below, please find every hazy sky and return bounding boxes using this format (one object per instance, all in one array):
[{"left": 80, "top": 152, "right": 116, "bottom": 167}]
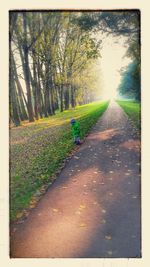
[{"left": 100, "top": 35, "right": 131, "bottom": 99}]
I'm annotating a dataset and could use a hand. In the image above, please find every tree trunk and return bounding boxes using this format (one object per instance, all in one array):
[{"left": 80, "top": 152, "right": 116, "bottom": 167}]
[
  {"left": 22, "top": 12, "right": 34, "bottom": 122},
  {"left": 71, "top": 84, "right": 76, "bottom": 108},
  {"left": 64, "top": 85, "right": 69, "bottom": 110},
  {"left": 12, "top": 54, "right": 28, "bottom": 120},
  {"left": 9, "top": 58, "right": 21, "bottom": 126}
]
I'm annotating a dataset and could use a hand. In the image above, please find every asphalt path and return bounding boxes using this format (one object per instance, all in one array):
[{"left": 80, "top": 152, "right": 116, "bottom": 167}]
[{"left": 10, "top": 101, "right": 141, "bottom": 258}]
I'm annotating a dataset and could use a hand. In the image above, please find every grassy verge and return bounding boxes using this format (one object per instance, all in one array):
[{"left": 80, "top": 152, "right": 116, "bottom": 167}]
[
  {"left": 117, "top": 100, "right": 141, "bottom": 130},
  {"left": 10, "top": 100, "right": 109, "bottom": 221}
]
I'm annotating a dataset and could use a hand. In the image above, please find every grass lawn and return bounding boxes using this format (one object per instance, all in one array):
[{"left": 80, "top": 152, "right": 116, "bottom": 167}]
[
  {"left": 117, "top": 100, "right": 141, "bottom": 130},
  {"left": 10, "top": 100, "right": 109, "bottom": 221}
]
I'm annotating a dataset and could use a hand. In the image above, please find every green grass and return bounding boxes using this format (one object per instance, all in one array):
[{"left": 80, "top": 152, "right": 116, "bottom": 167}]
[
  {"left": 10, "top": 100, "right": 109, "bottom": 221},
  {"left": 117, "top": 100, "right": 141, "bottom": 130}
]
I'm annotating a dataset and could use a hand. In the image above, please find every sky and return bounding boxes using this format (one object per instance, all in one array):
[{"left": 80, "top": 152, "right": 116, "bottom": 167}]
[{"left": 100, "top": 35, "right": 132, "bottom": 99}]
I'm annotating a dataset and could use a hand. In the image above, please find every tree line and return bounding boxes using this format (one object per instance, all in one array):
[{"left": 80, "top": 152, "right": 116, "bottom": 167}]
[
  {"left": 10, "top": 12, "right": 103, "bottom": 126},
  {"left": 9, "top": 11, "right": 140, "bottom": 126}
]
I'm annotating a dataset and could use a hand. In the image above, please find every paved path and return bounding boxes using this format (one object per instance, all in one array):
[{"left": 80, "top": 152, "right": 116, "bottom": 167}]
[{"left": 10, "top": 101, "right": 141, "bottom": 258}]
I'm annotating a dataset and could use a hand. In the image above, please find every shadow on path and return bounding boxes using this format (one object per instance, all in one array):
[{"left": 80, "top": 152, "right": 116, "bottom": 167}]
[{"left": 10, "top": 101, "right": 141, "bottom": 258}]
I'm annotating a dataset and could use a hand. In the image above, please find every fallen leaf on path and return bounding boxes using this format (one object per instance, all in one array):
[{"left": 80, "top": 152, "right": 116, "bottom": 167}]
[
  {"left": 107, "top": 250, "right": 113, "bottom": 256},
  {"left": 105, "top": 235, "right": 112, "bottom": 240},
  {"left": 16, "top": 212, "right": 24, "bottom": 219},
  {"left": 72, "top": 179, "right": 77, "bottom": 182},
  {"left": 74, "top": 156, "right": 80, "bottom": 159},
  {"left": 52, "top": 208, "right": 59, "bottom": 212},
  {"left": 24, "top": 211, "right": 29, "bottom": 216},
  {"left": 79, "top": 223, "right": 87, "bottom": 227},
  {"left": 108, "top": 177, "right": 113, "bottom": 181},
  {"left": 109, "top": 171, "right": 114, "bottom": 174},
  {"left": 75, "top": 211, "right": 81, "bottom": 215},
  {"left": 83, "top": 184, "right": 87, "bottom": 187},
  {"left": 62, "top": 186, "right": 68, "bottom": 189},
  {"left": 83, "top": 192, "right": 88, "bottom": 195},
  {"left": 30, "top": 204, "right": 36, "bottom": 208},
  {"left": 109, "top": 192, "right": 113, "bottom": 196},
  {"left": 93, "top": 180, "right": 96, "bottom": 183},
  {"left": 132, "top": 195, "right": 137, "bottom": 199},
  {"left": 102, "top": 219, "right": 106, "bottom": 224},
  {"left": 93, "top": 201, "right": 98, "bottom": 205},
  {"left": 94, "top": 171, "right": 98, "bottom": 174},
  {"left": 102, "top": 209, "right": 106, "bottom": 213},
  {"left": 79, "top": 204, "right": 86, "bottom": 210}
]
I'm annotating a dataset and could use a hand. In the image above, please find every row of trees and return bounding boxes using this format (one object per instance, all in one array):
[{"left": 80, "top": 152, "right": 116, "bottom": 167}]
[
  {"left": 10, "top": 11, "right": 140, "bottom": 126},
  {"left": 10, "top": 12, "right": 102, "bottom": 126},
  {"left": 118, "top": 37, "right": 141, "bottom": 100}
]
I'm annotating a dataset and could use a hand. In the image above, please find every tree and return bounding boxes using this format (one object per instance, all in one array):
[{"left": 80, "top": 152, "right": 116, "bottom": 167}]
[{"left": 118, "top": 60, "right": 140, "bottom": 101}]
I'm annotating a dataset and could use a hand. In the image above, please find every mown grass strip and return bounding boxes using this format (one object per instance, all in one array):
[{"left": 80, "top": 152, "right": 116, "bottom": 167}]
[
  {"left": 117, "top": 100, "right": 141, "bottom": 130},
  {"left": 10, "top": 100, "right": 109, "bottom": 221}
]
